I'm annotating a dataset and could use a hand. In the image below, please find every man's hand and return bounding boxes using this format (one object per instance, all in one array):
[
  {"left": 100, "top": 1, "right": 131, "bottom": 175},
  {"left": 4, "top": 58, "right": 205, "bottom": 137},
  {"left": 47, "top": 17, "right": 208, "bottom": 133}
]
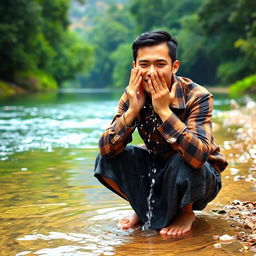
[
  {"left": 124, "top": 68, "right": 145, "bottom": 126},
  {"left": 126, "top": 68, "right": 145, "bottom": 115},
  {"left": 148, "top": 71, "right": 172, "bottom": 122}
]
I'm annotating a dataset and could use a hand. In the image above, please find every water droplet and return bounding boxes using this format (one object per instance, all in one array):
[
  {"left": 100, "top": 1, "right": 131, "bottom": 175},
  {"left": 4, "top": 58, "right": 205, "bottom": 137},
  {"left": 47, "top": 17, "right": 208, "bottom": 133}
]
[
  {"left": 142, "top": 176, "right": 156, "bottom": 230},
  {"left": 141, "top": 229, "right": 157, "bottom": 237}
]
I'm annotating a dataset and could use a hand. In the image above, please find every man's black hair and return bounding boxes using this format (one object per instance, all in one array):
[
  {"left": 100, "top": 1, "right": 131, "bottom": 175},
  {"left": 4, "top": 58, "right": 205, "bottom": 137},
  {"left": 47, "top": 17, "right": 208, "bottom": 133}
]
[{"left": 132, "top": 30, "right": 178, "bottom": 62}]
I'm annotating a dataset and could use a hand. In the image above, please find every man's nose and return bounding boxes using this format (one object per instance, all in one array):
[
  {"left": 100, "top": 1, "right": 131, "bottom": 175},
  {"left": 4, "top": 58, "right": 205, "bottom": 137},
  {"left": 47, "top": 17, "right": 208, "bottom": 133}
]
[{"left": 148, "top": 65, "right": 155, "bottom": 74}]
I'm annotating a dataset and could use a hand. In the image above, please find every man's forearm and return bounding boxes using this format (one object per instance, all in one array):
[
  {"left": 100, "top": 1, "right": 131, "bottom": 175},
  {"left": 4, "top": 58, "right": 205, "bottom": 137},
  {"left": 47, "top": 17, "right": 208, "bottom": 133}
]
[{"left": 124, "top": 109, "right": 138, "bottom": 127}]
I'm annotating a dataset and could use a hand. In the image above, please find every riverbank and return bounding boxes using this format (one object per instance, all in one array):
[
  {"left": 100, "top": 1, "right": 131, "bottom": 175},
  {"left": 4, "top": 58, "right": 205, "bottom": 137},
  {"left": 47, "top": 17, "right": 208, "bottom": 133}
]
[
  {"left": 229, "top": 74, "right": 256, "bottom": 97},
  {"left": 206, "top": 87, "right": 229, "bottom": 94},
  {"left": 0, "top": 70, "right": 58, "bottom": 100},
  {"left": 0, "top": 81, "right": 25, "bottom": 99},
  {"left": 214, "top": 98, "right": 256, "bottom": 253}
]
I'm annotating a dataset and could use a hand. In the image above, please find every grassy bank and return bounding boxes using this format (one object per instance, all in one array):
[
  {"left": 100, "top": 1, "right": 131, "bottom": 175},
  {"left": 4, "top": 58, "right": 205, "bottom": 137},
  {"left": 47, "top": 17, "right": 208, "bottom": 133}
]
[
  {"left": 0, "top": 81, "right": 23, "bottom": 99},
  {"left": 0, "top": 70, "right": 58, "bottom": 100},
  {"left": 229, "top": 74, "right": 256, "bottom": 97}
]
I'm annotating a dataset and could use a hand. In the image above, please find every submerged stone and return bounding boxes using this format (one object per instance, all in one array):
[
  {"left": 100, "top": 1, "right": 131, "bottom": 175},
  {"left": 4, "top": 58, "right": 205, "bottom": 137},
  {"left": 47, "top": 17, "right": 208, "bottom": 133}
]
[{"left": 219, "top": 234, "right": 234, "bottom": 241}]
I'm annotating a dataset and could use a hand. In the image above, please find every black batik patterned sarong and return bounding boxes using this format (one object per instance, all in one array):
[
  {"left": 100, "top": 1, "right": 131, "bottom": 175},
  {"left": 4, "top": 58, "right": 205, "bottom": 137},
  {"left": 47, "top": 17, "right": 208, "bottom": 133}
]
[{"left": 94, "top": 145, "right": 221, "bottom": 230}]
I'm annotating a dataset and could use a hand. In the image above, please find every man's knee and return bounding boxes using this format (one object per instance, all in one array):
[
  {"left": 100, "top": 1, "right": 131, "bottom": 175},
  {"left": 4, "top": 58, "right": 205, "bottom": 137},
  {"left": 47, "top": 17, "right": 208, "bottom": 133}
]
[
  {"left": 102, "top": 176, "right": 128, "bottom": 200},
  {"left": 166, "top": 153, "right": 209, "bottom": 183}
]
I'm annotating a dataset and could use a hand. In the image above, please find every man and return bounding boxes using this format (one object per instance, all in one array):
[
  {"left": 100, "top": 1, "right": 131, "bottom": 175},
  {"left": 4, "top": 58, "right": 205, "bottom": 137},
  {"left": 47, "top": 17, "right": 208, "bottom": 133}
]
[{"left": 94, "top": 31, "right": 228, "bottom": 236}]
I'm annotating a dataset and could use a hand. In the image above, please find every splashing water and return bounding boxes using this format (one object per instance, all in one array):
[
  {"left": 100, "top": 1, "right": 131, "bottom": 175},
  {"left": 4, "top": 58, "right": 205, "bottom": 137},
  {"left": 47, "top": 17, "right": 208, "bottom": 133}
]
[
  {"left": 140, "top": 104, "right": 161, "bottom": 236},
  {"left": 142, "top": 176, "right": 155, "bottom": 231},
  {"left": 141, "top": 174, "right": 157, "bottom": 237}
]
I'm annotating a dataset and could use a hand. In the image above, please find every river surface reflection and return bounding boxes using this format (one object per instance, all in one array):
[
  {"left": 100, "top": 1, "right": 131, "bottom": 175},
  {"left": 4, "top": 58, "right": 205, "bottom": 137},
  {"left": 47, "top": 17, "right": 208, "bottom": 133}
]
[{"left": 0, "top": 90, "right": 254, "bottom": 256}]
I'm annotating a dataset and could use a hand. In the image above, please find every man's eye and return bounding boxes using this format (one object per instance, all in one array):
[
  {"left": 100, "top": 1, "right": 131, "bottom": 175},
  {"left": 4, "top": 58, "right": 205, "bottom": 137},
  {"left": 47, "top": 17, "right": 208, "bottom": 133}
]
[
  {"left": 158, "top": 63, "right": 166, "bottom": 67},
  {"left": 140, "top": 64, "right": 148, "bottom": 68}
]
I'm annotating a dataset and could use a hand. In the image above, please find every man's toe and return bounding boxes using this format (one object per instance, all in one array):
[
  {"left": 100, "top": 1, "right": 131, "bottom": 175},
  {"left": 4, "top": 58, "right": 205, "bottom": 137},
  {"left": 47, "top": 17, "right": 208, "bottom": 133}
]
[
  {"left": 118, "top": 218, "right": 129, "bottom": 227},
  {"left": 176, "top": 228, "right": 183, "bottom": 235},
  {"left": 160, "top": 227, "right": 169, "bottom": 235},
  {"left": 167, "top": 227, "right": 175, "bottom": 235}
]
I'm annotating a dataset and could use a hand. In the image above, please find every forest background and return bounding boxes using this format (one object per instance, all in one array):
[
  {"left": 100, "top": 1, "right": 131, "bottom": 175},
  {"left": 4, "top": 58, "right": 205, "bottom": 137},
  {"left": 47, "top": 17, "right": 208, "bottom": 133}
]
[{"left": 0, "top": 0, "right": 255, "bottom": 98}]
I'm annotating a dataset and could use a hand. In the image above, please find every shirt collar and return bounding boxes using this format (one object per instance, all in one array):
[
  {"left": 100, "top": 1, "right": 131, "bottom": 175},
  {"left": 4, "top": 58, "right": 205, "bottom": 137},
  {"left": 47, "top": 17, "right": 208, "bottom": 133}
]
[{"left": 169, "top": 75, "right": 186, "bottom": 109}]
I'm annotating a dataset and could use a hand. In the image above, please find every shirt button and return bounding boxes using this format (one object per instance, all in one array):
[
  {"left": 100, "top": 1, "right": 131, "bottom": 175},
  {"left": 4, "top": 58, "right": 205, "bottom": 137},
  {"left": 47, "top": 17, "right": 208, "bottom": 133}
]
[
  {"left": 167, "top": 137, "right": 176, "bottom": 143},
  {"left": 114, "top": 135, "right": 120, "bottom": 141},
  {"left": 111, "top": 134, "right": 120, "bottom": 144}
]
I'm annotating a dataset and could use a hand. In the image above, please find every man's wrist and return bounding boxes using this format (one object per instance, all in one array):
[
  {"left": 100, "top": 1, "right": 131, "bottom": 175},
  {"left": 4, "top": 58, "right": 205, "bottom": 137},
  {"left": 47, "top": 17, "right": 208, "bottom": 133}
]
[{"left": 158, "top": 108, "right": 172, "bottom": 123}]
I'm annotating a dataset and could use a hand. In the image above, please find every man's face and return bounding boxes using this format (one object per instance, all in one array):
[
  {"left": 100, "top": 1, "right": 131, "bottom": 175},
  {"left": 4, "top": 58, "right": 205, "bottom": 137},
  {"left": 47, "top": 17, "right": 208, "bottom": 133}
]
[{"left": 134, "top": 42, "right": 180, "bottom": 94}]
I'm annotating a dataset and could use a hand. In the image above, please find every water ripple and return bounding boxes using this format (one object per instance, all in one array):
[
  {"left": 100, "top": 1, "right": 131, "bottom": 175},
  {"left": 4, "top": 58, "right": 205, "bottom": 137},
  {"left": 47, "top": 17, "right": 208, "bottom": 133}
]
[
  {"left": 0, "top": 102, "right": 116, "bottom": 160},
  {"left": 16, "top": 207, "right": 133, "bottom": 256}
]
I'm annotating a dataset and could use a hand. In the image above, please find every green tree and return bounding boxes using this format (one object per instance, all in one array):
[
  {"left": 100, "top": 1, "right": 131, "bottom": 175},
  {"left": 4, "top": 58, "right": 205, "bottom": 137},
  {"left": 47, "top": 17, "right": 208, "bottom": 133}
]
[
  {"left": 111, "top": 43, "right": 132, "bottom": 87},
  {"left": 129, "top": 0, "right": 217, "bottom": 84},
  {"left": 176, "top": 14, "right": 218, "bottom": 85},
  {"left": 198, "top": 0, "right": 256, "bottom": 84},
  {"left": 130, "top": 0, "right": 202, "bottom": 33},
  {"left": 68, "top": 0, "right": 255, "bottom": 88},
  {"left": 84, "top": 4, "right": 135, "bottom": 87},
  {"left": 232, "top": 0, "right": 256, "bottom": 72},
  {"left": 0, "top": 0, "right": 41, "bottom": 80},
  {"left": 44, "top": 30, "right": 94, "bottom": 84},
  {"left": 0, "top": 0, "right": 93, "bottom": 89}
]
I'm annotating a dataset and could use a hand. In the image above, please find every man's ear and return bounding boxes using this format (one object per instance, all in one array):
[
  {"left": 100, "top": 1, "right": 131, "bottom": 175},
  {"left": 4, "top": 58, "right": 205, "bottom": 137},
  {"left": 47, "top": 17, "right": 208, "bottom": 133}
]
[
  {"left": 172, "top": 60, "right": 180, "bottom": 74},
  {"left": 132, "top": 61, "right": 136, "bottom": 68}
]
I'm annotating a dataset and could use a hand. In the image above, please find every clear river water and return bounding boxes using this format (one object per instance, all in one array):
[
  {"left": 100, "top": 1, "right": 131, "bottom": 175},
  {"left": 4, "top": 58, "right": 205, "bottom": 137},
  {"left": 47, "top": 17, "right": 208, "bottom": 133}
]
[{"left": 0, "top": 89, "right": 255, "bottom": 256}]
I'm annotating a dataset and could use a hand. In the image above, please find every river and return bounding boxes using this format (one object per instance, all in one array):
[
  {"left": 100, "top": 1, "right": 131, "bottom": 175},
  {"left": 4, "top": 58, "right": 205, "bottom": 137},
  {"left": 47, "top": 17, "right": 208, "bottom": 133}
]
[{"left": 0, "top": 89, "right": 255, "bottom": 256}]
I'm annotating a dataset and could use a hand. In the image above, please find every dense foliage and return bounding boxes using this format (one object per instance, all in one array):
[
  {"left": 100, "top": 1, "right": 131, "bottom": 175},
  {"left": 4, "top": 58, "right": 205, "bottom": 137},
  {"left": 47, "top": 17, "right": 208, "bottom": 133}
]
[
  {"left": 0, "top": 0, "right": 255, "bottom": 93},
  {"left": 71, "top": 0, "right": 255, "bottom": 90},
  {"left": 0, "top": 0, "right": 93, "bottom": 90}
]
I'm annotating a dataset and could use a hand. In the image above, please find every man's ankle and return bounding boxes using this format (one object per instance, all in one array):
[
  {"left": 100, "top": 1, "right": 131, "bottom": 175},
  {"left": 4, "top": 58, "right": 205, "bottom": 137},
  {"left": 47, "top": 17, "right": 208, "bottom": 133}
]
[{"left": 182, "top": 203, "right": 193, "bottom": 214}]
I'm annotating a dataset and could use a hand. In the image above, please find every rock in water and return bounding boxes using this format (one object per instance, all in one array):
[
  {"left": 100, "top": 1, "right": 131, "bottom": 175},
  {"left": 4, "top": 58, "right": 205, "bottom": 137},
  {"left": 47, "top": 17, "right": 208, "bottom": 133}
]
[{"left": 219, "top": 234, "right": 234, "bottom": 241}]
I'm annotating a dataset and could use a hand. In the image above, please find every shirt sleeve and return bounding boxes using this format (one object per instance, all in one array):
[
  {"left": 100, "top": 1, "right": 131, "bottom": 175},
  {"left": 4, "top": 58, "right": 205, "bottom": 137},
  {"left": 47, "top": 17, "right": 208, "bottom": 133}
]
[
  {"left": 98, "top": 92, "right": 136, "bottom": 158},
  {"left": 157, "top": 93, "right": 213, "bottom": 168}
]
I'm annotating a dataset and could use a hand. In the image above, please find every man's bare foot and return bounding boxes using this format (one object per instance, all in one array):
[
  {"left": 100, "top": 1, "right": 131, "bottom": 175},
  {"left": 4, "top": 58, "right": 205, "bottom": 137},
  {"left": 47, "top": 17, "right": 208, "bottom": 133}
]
[
  {"left": 118, "top": 213, "right": 141, "bottom": 230},
  {"left": 160, "top": 203, "right": 195, "bottom": 236}
]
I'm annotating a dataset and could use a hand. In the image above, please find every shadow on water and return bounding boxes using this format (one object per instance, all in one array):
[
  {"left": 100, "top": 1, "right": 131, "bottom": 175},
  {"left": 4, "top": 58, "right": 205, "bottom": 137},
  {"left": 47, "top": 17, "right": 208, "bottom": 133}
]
[{"left": 0, "top": 89, "right": 255, "bottom": 255}]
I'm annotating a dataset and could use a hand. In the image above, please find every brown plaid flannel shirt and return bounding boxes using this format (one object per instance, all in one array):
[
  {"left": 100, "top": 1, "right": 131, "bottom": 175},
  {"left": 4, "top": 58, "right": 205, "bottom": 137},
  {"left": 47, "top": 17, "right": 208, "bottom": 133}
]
[{"left": 98, "top": 76, "right": 228, "bottom": 173}]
